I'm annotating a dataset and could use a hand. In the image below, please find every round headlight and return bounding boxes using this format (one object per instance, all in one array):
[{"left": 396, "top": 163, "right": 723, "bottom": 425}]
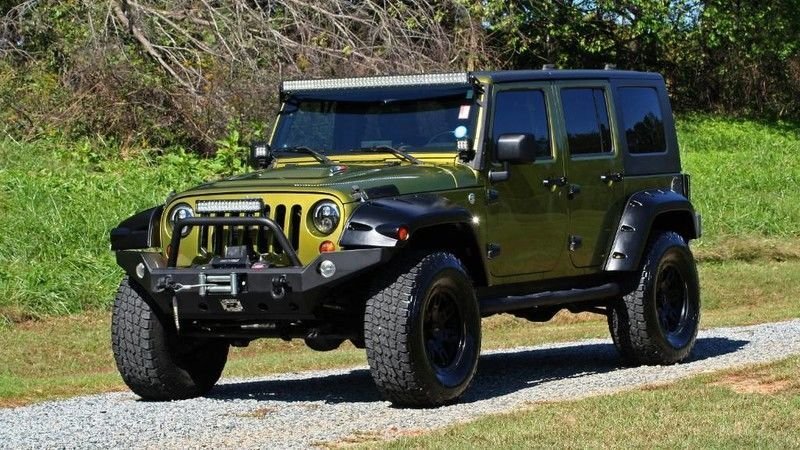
[
  {"left": 168, "top": 203, "right": 194, "bottom": 237},
  {"left": 311, "top": 201, "right": 340, "bottom": 235}
]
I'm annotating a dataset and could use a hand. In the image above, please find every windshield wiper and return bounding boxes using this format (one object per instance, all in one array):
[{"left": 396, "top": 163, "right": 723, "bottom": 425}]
[
  {"left": 350, "top": 145, "right": 421, "bottom": 165},
  {"left": 274, "top": 146, "right": 333, "bottom": 165}
]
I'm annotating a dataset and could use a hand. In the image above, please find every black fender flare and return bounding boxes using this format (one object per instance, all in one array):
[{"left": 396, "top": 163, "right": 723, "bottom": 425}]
[
  {"left": 339, "top": 195, "right": 476, "bottom": 249},
  {"left": 604, "top": 189, "right": 701, "bottom": 272},
  {"left": 110, "top": 205, "right": 163, "bottom": 251}
]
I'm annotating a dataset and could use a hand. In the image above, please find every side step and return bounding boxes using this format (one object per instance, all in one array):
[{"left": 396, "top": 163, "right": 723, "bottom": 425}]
[{"left": 479, "top": 282, "right": 620, "bottom": 315}]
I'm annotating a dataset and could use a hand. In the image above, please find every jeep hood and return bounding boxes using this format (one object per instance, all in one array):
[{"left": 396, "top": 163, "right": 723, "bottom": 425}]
[{"left": 176, "top": 163, "right": 480, "bottom": 203}]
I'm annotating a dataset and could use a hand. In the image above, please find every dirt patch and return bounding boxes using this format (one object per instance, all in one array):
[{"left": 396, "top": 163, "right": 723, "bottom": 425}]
[
  {"left": 714, "top": 373, "right": 796, "bottom": 395},
  {"left": 320, "top": 427, "right": 430, "bottom": 448},
  {"left": 695, "top": 236, "right": 800, "bottom": 263}
]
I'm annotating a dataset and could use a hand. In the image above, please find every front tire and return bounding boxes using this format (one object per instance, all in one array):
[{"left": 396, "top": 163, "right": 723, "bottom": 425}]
[
  {"left": 608, "top": 231, "right": 701, "bottom": 365},
  {"left": 111, "top": 277, "right": 229, "bottom": 400},
  {"left": 364, "top": 252, "right": 481, "bottom": 407}
]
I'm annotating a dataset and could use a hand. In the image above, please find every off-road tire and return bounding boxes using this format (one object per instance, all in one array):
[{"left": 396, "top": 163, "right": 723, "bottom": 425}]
[
  {"left": 111, "top": 277, "right": 229, "bottom": 400},
  {"left": 364, "top": 252, "right": 481, "bottom": 407},
  {"left": 608, "top": 231, "right": 700, "bottom": 365}
]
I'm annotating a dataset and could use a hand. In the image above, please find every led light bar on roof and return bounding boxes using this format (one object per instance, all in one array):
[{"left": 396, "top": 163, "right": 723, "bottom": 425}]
[
  {"left": 282, "top": 72, "right": 470, "bottom": 92},
  {"left": 196, "top": 199, "right": 263, "bottom": 214}
]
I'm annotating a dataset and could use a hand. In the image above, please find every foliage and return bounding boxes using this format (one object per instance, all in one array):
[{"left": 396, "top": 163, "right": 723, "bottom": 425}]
[
  {"left": 3, "top": 1, "right": 800, "bottom": 149},
  {"left": 473, "top": 0, "right": 800, "bottom": 118},
  {"left": 0, "top": 0, "right": 486, "bottom": 151}
]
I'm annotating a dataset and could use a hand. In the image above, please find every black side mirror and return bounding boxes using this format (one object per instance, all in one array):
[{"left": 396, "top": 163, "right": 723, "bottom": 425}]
[
  {"left": 249, "top": 141, "right": 273, "bottom": 169},
  {"left": 489, "top": 133, "right": 537, "bottom": 182},
  {"left": 496, "top": 133, "right": 537, "bottom": 163}
]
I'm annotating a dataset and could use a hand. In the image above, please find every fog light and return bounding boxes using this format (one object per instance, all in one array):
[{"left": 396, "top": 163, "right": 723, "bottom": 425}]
[
  {"left": 319, "top": 260, "right": 336, "bottom": 278},
  {"left": 135, "top": 263, "right": 145, "bottom": 279}
]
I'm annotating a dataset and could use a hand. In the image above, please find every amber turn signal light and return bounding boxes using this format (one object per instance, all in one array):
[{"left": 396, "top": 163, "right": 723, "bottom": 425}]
[
  {"left": 319, "top": 240, "right": 336, "bottom": 253},
  {"left": 397, "top": 226, "right": 410, "bottom": 241}
]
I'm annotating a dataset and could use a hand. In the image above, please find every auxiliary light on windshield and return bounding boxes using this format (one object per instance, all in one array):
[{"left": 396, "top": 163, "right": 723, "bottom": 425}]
[{"left": 282, "top": 72, "right": 470, "bottom": 92}]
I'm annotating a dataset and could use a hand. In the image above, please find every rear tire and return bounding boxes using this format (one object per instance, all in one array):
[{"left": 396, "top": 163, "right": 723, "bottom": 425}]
[
  {"left": 111, "top": 277, "right": 229, "bottom": 400},
  {"left": 364, "top": 252, "right": 481, "bottom": 407},
  {"left": 608, "top": 231, "right": 700, "bottom": 365}
]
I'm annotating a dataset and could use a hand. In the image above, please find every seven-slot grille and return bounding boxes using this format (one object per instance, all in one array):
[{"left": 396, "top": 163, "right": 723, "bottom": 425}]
[{"left": 196, "top": 201, "right": 303, "bottom": 258}]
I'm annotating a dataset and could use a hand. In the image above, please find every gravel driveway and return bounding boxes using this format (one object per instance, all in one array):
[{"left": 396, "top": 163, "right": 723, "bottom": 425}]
[{"left": 2, "top": 320, "right": 799, "bottom": 449}]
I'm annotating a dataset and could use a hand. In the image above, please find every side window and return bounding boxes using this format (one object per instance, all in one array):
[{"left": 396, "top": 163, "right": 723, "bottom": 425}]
[
  {"left": 619, "top": 87, "right": 667, "bottom": 154},
  {"left": 492, "top": 89, "right": 551, "bottom": 159},
  {"left": 560, "top": 88, "right": 612, "bottom": 156}
]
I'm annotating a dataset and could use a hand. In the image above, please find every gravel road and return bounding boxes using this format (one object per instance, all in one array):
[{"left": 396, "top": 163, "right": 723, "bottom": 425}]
[{"left": 2, "top": 319, "right": 799, "bottom": 449}]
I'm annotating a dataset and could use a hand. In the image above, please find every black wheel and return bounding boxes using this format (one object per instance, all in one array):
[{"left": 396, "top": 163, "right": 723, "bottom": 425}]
[
  {"left": 608, "top": 231, "right": 700, "bottom": 365},
  {"left": 111, "top": 277, "right": 229, "bottom": 400},
  {"left": 364, "top": 252, "right": 481, "bottom": 407}
]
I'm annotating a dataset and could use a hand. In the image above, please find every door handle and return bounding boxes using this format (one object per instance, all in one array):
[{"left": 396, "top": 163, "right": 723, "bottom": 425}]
[
  {"left": 600, "top": 172, "right": 623, "bottom": 183},
  {"left": 542, "top": 177, "right": 568, "bottom": 189}
]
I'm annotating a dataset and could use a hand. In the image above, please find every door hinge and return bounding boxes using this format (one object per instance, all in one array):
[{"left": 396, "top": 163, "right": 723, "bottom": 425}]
[
  {"left": 487, "top": 243, "right": 502, "bottom": 259},
  {"left": 569, "top": 235, "right": 583, "bottom": 252},
  {"left": 486, "top": 189, "right": 499, "bottom": 204}
]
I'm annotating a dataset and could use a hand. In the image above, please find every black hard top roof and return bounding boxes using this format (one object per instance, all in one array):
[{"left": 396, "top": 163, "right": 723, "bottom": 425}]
[{"left": 473, "top": 69, "right": 663, "bottom": 83}]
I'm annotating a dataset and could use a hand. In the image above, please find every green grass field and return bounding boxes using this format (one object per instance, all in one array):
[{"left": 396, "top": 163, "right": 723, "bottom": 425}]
[
  {"left": 1, "top": 115, "right": 798, "bottom": 321},
  {"left": 378, "top": 356, "right": 800, "bottom": 449}
]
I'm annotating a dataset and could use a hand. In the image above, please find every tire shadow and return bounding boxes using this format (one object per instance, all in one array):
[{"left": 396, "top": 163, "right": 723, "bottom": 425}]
[{"left": 208, "top": 336, "right": 748, "bottom": 405}]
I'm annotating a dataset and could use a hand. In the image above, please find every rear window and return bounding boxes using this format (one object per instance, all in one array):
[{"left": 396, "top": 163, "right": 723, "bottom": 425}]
[
  {"left": 619, "top": 87, "right": 667, "bottom": 154},
  {"left": 560, "top": 88, "right": 612, "bottom": 155}
]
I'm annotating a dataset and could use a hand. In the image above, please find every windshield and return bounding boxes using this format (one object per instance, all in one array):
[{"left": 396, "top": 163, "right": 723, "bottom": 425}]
[{"left": 272, "top": 94, "right": 476, "bottom": 154}]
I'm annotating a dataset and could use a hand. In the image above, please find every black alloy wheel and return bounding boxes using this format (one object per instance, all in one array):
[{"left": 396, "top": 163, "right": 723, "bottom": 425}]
[
  {"left": 656, "top": 263, "right": 694, "bottom": 348},
  {"left": 423, "top": 282, "right": 469, "bottom": 387}
]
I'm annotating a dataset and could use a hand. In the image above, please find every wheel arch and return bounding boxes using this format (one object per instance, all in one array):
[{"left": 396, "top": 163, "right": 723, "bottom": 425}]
[
  {"left": 111, "top": 205, "right": 164, "bottom": 251},
  {"left": 339, "top": 195, "right": 488, "bottom": 287},
  {"left": 604, "top": 189, "right": 701, "bottom": 272}
]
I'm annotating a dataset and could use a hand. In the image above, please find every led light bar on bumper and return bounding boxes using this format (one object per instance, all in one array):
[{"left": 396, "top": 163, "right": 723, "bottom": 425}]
[
  {"left": 282, "top": 72, "right": 470, "bottom": 92},
  {"left": 196, "top": 199, "right": 263, "bottom": 214}
]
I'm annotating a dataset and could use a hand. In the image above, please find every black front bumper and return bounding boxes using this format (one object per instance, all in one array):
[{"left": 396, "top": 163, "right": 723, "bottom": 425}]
[{"left": 116, "top": 248, "right": 393, "bottom": 322}]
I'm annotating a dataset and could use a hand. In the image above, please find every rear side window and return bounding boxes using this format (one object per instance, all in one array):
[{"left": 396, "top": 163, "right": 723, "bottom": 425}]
[
  {"left": 492, "top": 90, "right": 551, "bottom": 159},
  {"left": 560, "top": 88, "right": 612, "bottom": 155},
  {"left": 619, "top": 87, "right": 667, "bottom": 154}
]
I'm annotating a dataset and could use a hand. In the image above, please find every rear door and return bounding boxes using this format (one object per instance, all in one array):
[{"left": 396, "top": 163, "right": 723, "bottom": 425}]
[
  {"left": 556, "top": 82, "right": 623, "bottom": 268},
  {"left": 486, "top": 83, "right": 568, "bottom": 277}
]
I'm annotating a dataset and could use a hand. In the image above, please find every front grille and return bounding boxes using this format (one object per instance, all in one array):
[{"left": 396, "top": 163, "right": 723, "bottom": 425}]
[{"left": 197, "top": 203, "right": 302, "bottom": 258}]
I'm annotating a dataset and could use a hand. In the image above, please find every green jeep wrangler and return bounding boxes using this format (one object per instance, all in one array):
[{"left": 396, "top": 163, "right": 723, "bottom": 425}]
[{"left": 110, "top": 69, "right": 701, "bottom": 407}]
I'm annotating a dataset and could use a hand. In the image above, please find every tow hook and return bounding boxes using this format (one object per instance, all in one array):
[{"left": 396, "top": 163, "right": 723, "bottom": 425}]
[
  {"left": 272, "top": 275, "right": 288, "bottom": 299},
  {"left": 155, "top": 276, "right": 175, "bottom": 293}
]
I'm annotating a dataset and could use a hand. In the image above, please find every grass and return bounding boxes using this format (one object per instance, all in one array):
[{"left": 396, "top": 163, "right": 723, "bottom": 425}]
[
  {"left": 1, "top": 259, "right": 798, "bottom": 407},
  {"left": 0, "top": 137, "right": 238, "bottom": 321},
  {"left": 679, "top": 115, "right": 800, "bottom": 238},
  {"left": 0, "top": 115, "right": 799, "bottom": 320},
  {"left": 378, "top": 356, "right": 800, "bottom": 449}
]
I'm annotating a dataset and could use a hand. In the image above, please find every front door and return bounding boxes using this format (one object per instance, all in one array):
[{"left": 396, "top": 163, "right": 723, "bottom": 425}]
[
  {"left": 556, "top": 83, "right": 623, "bottom": 268},
  {"left": 486, "top": 83, "right": 568, "bottom": 277}
]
